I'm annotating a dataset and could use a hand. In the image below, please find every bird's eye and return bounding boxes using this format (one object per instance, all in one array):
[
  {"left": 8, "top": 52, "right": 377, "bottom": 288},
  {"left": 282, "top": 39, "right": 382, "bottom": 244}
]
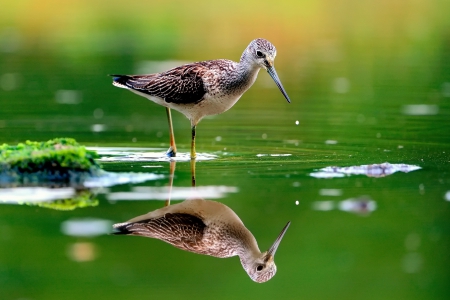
[
  {"left": 256, "top": 51, "right": 264, "bottom": 58},
  {"left": 256, "top": 265, "right": 264, "bottom": 272}
]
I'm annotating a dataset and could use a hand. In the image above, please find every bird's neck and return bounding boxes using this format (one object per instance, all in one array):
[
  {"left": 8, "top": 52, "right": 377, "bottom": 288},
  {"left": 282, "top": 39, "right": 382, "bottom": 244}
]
[
  {"left": 238, "top": 51, "right": 260, "bottom": 75},
  {"left": 230, "top": 58, "right": 260, "bottom": 93},
  {"left": 236, "top": 231, "right": 261, "bottom": 269},
  {"left": 239, "top": 250, "right": 261, "bottom": 275}
]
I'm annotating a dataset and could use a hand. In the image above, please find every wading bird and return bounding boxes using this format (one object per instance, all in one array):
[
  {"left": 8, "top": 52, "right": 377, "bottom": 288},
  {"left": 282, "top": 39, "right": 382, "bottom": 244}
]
[
  {"left": 111, "top": 38, "right": 290, "bottom": 158},
  {"left": 113, "top": 199, "right": 290, "bottom": 283}
]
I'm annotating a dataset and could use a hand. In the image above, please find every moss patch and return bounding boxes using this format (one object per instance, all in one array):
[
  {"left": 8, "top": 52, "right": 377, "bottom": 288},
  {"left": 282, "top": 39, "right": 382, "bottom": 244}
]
[
  {"left": 30, "top": 190, "right": 99, "bottom": 211},
  {"left": 0, "top": 138, "right": 102, "bottom": 184}
]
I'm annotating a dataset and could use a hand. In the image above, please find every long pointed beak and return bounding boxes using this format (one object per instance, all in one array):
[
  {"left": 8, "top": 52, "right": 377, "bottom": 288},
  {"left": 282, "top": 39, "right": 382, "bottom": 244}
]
[
  {"left": 267, "top": 221, "right": 291, "bottom": 257},
  {"left": 267, "top": 66, "right": 291, "bottom": 103}
]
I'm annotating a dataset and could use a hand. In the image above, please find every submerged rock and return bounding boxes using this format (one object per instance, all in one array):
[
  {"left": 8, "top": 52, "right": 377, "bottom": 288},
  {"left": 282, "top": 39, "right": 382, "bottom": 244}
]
[{"left": 0, "top": 138, "right": 102, "bottom": 185}]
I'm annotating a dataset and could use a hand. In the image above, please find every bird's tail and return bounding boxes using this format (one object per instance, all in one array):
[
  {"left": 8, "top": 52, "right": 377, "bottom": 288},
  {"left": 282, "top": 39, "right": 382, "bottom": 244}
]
[{"left": 109, "top": 74, "right": 131, "bottom": 89}]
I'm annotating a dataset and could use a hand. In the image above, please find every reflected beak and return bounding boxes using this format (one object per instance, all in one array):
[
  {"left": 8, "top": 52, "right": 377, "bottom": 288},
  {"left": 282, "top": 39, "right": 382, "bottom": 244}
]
[
  {"left": 267, "top": 221, "right": 291, "bottom": 257},
  {"left": 267, "top": 65, "right": 291, "bottom": 103}
]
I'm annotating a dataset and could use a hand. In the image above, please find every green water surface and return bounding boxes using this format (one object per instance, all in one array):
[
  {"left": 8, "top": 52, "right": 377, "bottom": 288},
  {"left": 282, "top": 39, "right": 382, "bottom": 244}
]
[{"left": 1, "top": 1, "right": 449, "bottom": 299}]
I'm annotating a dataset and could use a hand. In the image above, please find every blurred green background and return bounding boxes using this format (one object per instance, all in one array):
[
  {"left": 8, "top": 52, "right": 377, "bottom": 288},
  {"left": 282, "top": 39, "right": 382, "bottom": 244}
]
[{"left": 1, "top": 0, "right": 449, "bottom": 299}]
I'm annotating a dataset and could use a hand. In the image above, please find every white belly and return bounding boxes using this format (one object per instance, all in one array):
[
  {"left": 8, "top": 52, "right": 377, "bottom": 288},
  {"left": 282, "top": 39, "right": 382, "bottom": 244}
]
[{"left": 130, "top": 86, "right": 244, "bottom": 126}]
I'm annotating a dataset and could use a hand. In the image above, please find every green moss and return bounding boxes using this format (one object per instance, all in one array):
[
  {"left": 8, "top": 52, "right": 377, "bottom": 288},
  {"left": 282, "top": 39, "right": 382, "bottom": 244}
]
[
  {"left": 0, "top": 138, "right": 102, "bottom": 183},
  {"left": 28, "top": 190, "right": 99, "bottom": 211}
]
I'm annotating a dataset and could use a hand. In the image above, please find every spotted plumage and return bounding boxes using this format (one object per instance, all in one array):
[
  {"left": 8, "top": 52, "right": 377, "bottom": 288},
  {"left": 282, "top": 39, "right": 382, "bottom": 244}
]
[
  {"left": 111, "top": 38, "right": 290, "bottom": 158},
  {"left": 114, "top": 213, "right": 207, "bottom": 253},
  {"left": 112, "top": 63, "right": 208, "bottom": 105},
  {"left": 113, "top": 199, "right": 290, "bottom": 283}
]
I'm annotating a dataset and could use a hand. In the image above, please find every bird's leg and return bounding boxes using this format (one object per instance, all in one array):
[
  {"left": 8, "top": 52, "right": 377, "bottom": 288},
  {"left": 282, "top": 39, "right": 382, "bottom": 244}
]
[
  {"left": 190, "top": 157, "right": 196, "bottom": 187},
  {"left": 165, "top": 107, "right": 177, "bottom": 157},
  {"left": 165, "top": 160, "right": 176, "bottom": 207},
  {"left": 190, "top": 124, "right": 197, "bottom": 159},
  {"left": 190, "top": 124, "right": 197, "bottom": 187}
]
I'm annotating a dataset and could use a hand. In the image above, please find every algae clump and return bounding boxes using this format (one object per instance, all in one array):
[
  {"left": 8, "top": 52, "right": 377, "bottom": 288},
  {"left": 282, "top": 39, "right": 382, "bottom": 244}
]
[
  {"left": 31, "top": 190, "right": 99, "bottom": 211},
  {"left": 0, "top": 138, "right": 101, "bottom": 183}
]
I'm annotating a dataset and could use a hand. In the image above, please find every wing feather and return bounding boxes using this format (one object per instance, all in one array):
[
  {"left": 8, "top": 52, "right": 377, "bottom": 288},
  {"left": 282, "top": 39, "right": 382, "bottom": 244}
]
[
  {"left": 114, "top": 213, "right": 206, "bottom": 251},
  {"left": 111, "top": 63, "right": 208, "bottom": 104}
]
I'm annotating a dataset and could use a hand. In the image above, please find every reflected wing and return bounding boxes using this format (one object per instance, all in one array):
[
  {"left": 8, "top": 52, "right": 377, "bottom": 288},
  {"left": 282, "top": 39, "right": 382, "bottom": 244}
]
[
  {"left": 111, "top": 63, "right": 208, "bottom": 104},
  {"left": 114, "top": 213, "right": 206, "bottom": 250}
]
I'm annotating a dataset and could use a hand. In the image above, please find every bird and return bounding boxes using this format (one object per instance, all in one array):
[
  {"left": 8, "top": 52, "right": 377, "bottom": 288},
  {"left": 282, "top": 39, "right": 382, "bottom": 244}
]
[
  {"left": 113, "top": 199, "right": 290, "bottom": 283},
  {"left": 110, "top": 38, "right": 291, "bottom": 159}
]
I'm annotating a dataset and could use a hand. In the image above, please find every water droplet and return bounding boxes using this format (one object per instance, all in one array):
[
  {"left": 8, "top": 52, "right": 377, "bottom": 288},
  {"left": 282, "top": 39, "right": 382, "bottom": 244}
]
[
  {"left": 91, "top": 124, "right": 106, "bottom": 132},
  {"left": 325, "top": 140, "right": 338, "bottom": 145}
]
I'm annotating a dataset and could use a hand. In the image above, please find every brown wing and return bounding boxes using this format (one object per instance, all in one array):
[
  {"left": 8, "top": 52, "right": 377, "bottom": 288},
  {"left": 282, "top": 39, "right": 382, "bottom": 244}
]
[
  {"left": 114, "top": 213, "right": 206, "bottom": 251},
  {"left": 111, "top": 63, "right": 208, "bottom": 104}
]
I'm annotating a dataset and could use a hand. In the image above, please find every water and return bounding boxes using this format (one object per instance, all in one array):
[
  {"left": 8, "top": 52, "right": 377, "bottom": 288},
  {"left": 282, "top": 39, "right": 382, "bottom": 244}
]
[{"left": 1, "top": 1, "right": 450, "bottom": 299}]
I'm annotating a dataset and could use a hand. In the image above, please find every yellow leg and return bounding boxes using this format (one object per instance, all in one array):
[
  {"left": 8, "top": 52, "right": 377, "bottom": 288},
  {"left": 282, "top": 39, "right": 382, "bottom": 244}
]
[
  {"left": 190, "top": 125, "right": 197, "bottom": 159},
  {"left": 166, "top": 107, "right": 177, "bottom": 157},
  {"left": 190, "top": 157, "right": 196, "bottom": 187},
  {"left": 164, "top": 160, "right": 176, "bottom": 207}
]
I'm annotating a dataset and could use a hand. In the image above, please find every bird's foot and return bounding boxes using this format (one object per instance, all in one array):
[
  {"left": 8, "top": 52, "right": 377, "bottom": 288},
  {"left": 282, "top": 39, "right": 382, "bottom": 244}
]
[{"left": 166, "top": 147, "right": 176, "bottom": 158}]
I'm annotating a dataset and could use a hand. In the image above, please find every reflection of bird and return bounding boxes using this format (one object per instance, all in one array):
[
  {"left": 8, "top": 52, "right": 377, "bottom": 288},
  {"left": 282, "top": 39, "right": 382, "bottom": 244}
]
[
  {"left": 111, "top": 38, "right": 290, "bottom": 158},
  {"left": 113, "top": 199, "right": 290, "bottom": 283}
]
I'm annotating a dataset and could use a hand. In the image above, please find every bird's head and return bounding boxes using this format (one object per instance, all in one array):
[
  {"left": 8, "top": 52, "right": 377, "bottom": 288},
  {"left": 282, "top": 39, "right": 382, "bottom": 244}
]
[
  {"left": 242, "top": 221, "right": 291, "bottom": 283},
  {"left": 244, "top": 38, "right": 291, "bottom": 103},
  {"left": 247, "top": 38, "right": 278, "bottom": 69}
]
